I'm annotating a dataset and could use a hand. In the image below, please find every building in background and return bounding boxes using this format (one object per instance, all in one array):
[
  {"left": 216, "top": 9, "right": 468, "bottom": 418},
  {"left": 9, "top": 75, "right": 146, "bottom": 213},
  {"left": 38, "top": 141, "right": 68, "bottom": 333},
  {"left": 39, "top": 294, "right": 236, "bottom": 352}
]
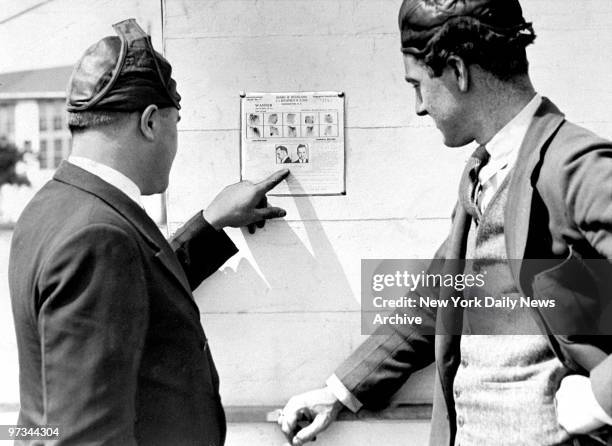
[{"left": 0, "top": 66, "right": 73, "bottom": 171}]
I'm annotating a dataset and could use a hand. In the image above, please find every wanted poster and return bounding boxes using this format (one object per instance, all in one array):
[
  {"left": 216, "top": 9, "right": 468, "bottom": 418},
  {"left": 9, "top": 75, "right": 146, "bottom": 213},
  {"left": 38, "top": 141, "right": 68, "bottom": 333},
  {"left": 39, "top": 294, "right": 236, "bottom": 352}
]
[{"left": 240, "top": 92, "right": 345, "bottom": 195}]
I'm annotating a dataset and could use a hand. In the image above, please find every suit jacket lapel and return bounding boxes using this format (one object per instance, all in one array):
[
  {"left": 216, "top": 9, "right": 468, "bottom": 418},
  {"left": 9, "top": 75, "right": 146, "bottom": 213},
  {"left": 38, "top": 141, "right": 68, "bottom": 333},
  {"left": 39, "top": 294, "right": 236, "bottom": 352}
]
[
  {"left": 505, "top": 97, "right": 566, "bottom": 286},
  {"left": 437, "top": 204, "right": 471, "bottom": 335},
  {"left": 54, "top": 162, "right": 193, "bottom": 296},
  {"left": 435, "top": 204, "right": 470, "bottom": 438}
]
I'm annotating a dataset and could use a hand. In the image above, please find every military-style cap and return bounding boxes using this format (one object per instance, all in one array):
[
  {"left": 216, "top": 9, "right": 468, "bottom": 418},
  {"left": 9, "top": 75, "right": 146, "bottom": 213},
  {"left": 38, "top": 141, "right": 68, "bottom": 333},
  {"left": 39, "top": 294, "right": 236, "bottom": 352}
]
[
  {"left": 399, "top": 0, "right": 532, "bottom": 54},
  {"left": 66, "top": 19, "right": 181, "bottom": 112}
]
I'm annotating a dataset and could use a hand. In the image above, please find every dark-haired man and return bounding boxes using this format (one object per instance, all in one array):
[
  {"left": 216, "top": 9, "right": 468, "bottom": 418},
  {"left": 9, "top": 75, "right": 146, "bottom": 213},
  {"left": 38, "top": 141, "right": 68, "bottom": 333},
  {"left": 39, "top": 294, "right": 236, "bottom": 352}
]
[
  {"left": 295, "top": 144, "right": 308, "bottom": 163},
  {"left": 280, "top": 1, "right": 612, "bottom": 445},
  {"left": 277, "top": 145, "right": 292, "bottom": 164},
  {"left": 9, "top": 19, "right": 288, "bottom": 446}
]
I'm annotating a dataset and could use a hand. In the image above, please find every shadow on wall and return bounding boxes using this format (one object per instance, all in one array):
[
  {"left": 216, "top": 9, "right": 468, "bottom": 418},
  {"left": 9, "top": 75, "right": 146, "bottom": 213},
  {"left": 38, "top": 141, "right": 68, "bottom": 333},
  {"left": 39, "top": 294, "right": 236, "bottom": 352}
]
[
  {"left": 189, "top": 177, "right": 362, "bottom": 406},
  {"left": 197, "top": 178, "right": 357, "bottom": 314},
  {"left": 247, "top": 179, "right": 355, "bottom": 309}
]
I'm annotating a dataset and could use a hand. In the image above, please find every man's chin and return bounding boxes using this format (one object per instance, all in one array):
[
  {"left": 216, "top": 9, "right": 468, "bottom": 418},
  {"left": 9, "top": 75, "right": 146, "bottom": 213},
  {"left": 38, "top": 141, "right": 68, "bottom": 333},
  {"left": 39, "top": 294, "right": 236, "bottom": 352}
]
[
  {"left": 442, "top": 135, "right": 474, "bottom": 148},
  {"left": 443, "top": 140, "right": 465, "bottom": 148}
]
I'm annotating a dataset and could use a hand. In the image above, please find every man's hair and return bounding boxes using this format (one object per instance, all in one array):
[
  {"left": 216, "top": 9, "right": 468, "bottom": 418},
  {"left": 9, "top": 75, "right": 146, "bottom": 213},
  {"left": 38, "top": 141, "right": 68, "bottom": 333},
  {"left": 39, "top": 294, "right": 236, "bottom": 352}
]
[
  {"left": 67, "top": 107, "right": 173, "bottom": 134},
  {"left": 67, "top": 110, "right": 134, "bottom": 133},
  {"left": 297, "top": 144, "right": 306, "bottom": 151},
  {"left": 276, "top": 145, "right": 288, "bottom": 155},
  {"left": 411, "top": 17, "right": 536, "bottom": 81}
]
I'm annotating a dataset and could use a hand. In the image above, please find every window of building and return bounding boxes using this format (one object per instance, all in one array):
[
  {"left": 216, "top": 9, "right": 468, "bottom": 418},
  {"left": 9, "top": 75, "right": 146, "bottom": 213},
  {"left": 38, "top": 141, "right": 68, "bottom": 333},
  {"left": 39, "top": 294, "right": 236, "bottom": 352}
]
[
  {"left": 39, "top": 140, "right": 48, "bottom": 169},
  {"left": 39, "top": 116, "right": 48, "bottom": 131},
  {"left": 0, "top": 104, "right": 15, "bottom": 138},
  {"left": 53, "top": 115, "right": 63, "bottom": 130},
  {"left": 53, "top": 138, "right": 63, "bottom": 167},
  {"left": 6, "top": 114, "right": 14, "bottom": 135}
]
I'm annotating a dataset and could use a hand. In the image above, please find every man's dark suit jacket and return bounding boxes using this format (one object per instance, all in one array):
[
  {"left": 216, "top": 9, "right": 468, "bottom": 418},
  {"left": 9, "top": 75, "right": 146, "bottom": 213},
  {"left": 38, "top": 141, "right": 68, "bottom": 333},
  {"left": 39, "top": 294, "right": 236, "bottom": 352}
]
[
  {"left": 9, "top": 162, "right": 238, "bottom": 445},
  {"left": 335, "top": 98, "right": 612, "bottom": 446}
]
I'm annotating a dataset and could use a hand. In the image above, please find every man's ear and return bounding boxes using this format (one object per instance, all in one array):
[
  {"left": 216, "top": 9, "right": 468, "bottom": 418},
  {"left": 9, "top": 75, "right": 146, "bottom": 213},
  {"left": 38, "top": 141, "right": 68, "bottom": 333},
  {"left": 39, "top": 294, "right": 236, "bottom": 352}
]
[
  {"left": 447, "top": 55, "right": 470, "bottom": 93},
  {"left": 139, "top": 104, "right": 159, "bottom": 141}
]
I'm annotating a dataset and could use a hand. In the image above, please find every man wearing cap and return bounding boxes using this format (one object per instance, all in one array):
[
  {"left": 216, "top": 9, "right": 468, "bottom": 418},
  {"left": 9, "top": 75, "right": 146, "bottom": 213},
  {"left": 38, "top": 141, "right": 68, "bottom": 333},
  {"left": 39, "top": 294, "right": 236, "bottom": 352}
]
[
  {"left": 280, "top": 1, "right": 612, "bottom": 445},
  {"left": 9, "top": 19, "right": 288, "bottom": 446}
]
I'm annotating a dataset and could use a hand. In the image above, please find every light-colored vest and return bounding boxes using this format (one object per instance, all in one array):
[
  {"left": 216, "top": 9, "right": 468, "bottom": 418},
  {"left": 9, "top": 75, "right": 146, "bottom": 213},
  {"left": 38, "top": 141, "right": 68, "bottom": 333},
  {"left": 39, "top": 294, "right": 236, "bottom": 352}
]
[{"left": 453, "top": 174, "right": 570, "bottom": 446}]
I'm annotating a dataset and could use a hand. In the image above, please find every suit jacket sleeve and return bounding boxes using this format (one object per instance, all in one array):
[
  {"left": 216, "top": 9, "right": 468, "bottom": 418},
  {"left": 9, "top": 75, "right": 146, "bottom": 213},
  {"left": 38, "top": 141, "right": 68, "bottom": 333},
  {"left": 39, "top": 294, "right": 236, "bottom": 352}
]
[
  {"left": 544, "top": 128, "right": 612, "bottom": 418},
  {"left": 333, "top": 241, "right": 447, "bottom": 409},
  {"left": 37, "top": 224, "right": 149, "bottom": 445},
  {"left": 170, "top": 212, "right": 239, "bottom": 290}
]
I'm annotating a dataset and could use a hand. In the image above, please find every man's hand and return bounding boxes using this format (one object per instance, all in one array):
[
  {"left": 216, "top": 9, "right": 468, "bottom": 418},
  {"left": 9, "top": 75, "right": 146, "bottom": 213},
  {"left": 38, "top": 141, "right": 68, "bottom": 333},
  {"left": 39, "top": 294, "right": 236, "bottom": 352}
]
[
  {"left": 556, "top": 375, "right": 607, "bottom": 435},
  {"left": 203, "top": 169, "right": 290, "bottom": 233},
  {"left": 279, "top": 387, "right": 343, "bottom": 446}
]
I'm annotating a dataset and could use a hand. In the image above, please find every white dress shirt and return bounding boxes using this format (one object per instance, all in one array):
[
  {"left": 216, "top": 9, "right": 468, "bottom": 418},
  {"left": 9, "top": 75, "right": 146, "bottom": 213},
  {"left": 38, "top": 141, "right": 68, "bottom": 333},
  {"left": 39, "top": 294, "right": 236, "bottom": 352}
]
[
  {"left": 68, "top": 156, "right": 143, "bottom": 208},
  {"left": 477, "top": 93, "right": 542, "bottom": 211}
]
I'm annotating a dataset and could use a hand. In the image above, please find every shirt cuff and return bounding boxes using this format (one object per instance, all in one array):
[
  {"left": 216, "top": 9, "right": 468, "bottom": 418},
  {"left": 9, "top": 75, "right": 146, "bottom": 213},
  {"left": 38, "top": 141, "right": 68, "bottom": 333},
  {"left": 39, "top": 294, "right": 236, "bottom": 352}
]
[{"left": 326, "top": 374, "right": 363, "bottom": 413}]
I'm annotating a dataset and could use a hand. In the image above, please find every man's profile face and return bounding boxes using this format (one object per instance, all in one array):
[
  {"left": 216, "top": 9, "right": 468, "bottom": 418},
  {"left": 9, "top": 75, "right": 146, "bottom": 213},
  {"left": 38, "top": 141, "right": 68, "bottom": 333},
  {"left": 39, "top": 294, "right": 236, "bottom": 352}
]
[
  {"left": 297, "top": 146, "right": 307, "bottom": 160},
  {"left": 403, "top": 54, "right": 472, "bottom": 147}
]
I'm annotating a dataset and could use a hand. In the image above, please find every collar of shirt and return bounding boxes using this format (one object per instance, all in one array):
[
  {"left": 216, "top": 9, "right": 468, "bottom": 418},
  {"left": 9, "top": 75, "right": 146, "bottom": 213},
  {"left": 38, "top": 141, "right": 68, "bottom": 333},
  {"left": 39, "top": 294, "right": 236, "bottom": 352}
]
[
  {"left": 478, "top": 93, "right": 542, "bottom": 186},
  {"left": 68, "top": 156, "right": 143, "bottom": 208}
]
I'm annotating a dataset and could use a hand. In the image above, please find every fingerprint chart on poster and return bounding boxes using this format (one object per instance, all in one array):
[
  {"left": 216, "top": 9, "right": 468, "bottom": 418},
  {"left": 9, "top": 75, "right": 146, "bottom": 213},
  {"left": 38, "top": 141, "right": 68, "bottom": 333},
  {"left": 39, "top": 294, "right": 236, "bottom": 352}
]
[{"left": 246, "top": 111, "right": 339, "bottom": 139}]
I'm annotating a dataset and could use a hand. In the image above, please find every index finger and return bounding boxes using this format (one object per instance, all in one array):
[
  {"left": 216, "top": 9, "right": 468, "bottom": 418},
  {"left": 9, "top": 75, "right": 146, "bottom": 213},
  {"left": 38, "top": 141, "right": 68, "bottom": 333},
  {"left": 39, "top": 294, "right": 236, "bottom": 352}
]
[
  {"left": 293, "top": 413, "right": 327, "bottom": 445},
  {"left": 280, "top": 405, "right": 300, "bottom": 441},
  {"left": 256, "top": 169, "right": 290, "bottom": 193}
]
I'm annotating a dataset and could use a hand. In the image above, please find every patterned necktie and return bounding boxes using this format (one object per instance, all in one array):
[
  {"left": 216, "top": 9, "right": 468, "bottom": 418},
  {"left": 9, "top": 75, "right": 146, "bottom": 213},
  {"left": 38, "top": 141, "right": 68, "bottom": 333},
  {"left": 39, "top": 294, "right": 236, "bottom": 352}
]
[{"left": 459, "top": 145, "right": 490, "bottom": 222}]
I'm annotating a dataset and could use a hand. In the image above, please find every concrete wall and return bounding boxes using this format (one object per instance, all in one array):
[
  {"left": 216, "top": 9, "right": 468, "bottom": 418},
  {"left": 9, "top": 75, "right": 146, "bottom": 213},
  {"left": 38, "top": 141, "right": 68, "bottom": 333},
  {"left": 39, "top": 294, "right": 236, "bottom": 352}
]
[{"left": 162, "top": 1, "right": 612, "bottom": 445}]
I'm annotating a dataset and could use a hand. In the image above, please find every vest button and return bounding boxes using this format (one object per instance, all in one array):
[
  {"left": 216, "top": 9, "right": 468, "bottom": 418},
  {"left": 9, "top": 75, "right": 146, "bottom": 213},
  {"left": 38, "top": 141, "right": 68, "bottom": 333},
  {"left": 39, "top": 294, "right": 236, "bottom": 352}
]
[
  {"left": 454, "top": 388, "right": 461, "bottom": 398},
  {"left": 457, "top": 415, "right": 465, "bottom": 427},
  {"left": 461, "top": 358, "right": 468, "bottom": 368}
]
